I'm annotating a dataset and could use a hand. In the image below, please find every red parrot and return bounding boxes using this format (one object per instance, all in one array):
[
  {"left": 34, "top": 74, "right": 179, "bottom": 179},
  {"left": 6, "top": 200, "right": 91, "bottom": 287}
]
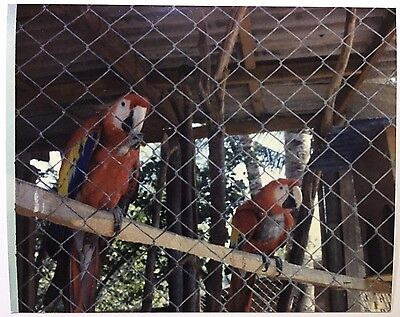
[
  {"left": 226, "top": 178, "right": 302, "bottom": 312},
  {"left": 44, "top": 93, "right": 150, "bottom": 312}
]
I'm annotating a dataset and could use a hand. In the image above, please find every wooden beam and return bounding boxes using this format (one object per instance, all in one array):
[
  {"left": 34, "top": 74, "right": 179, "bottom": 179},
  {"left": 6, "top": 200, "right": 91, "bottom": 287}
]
[
  {"left": 334, "top": 11, "right": 396, "bottom": 124},
  {"left": 57, "top": 6, "right": 151, "bottom": 95},
  {"left": 277, "top": 9, "right": 357, "bottom": 312},
  {"left": 15, "top": 179, "right": 392, "bottom": 294},
  {"left": 238, "top": 15, "right": 256, "bottom": 70},
  {"left": 16, "top": 114, "right": 317, "bottom": 153},
  {"left": 15, "top": 55, "right": 365, "bottom": 111},
  {"left": 385, "top": 125, "right": 396, "bottom": 179},
  {"left": 339, "top": 170, "right": 366, "bottom": 312},
  {"left": 214, "top": 7, "right": 247, "bottom": 82},
  {"left": 248, "top": 80, "right": 265, "bottom": 117},
  {"left": 148, "top": 55, "right": 364, "bottom": 86},
  {"left": 56, "top": 6, "right": 180, "bottom": 126},
  {"left": 320, "top": 8, "right": 357, "bottom": 136},
  {"left": 238, "top": 13, "right": 265, "bottom": 117}
]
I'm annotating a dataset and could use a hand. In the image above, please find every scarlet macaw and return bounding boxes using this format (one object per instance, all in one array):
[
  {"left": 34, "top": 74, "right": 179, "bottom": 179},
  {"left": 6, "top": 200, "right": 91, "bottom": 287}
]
[
  {"left": 44, "top": 93, "right": 150, "bottom": 312},
  {"left": 226, "top": 178, "right": 302, "bottom": 312}
]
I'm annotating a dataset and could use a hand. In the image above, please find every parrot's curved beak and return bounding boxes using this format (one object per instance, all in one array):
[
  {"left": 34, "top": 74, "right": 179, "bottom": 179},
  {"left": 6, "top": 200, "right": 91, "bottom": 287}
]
[
  {"left": 282, "top": 185, "right": 302, "bottom": 209},
  {"left": 122, "top": 111, "right": 134, "bottom": 134}
]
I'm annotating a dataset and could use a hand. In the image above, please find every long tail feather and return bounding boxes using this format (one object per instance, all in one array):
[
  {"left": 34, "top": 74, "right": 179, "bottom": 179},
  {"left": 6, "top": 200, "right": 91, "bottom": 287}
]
[
  {"left": 226, "top": 269, "right": 256, "bottom": 312},
  {"left": 70, "top": 237, "right": 100, "bottom": 313}
]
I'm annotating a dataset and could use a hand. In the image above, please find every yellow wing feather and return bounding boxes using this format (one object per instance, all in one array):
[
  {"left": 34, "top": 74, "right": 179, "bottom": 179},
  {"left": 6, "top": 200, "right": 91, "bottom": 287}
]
[{"left": 58, "top": 139, "right": 86, "bottom": 197}]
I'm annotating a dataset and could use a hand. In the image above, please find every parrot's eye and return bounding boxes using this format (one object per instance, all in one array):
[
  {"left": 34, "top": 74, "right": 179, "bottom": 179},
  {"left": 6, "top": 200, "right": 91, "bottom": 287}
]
[
  {"left": 121, "top": 101, "right": 126, "bottom": 107},
  {"left": 279, "top": 186, "right": 284, "bottom": 190}
]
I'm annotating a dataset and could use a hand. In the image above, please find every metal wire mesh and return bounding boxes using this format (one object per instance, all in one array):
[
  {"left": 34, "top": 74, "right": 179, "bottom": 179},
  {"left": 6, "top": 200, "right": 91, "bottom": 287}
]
[{"left": 15, "top": 5, "right": 395, "bottom": 313}]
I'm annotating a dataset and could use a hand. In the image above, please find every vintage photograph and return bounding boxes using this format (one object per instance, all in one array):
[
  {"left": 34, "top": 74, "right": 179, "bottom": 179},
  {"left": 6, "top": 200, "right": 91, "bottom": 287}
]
[{"left": 13, "top": 5, "right": 395, "bottom": 313}]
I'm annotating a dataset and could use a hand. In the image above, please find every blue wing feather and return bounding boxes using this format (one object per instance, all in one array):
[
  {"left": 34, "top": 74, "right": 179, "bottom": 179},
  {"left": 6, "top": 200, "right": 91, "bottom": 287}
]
[
  {"left": 58, "top": 127, "right": 101, "bottom": 199},
  {"left": 67, "top": 132, "right": 99, "bottom": 199}
]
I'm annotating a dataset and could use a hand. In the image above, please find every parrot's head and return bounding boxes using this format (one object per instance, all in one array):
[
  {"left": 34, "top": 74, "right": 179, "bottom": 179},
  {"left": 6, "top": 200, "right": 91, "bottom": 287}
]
[
  {"left": 254, "top": 178, "right": 302, "bottom": 214},
  {"left": 105, "top": 93, "right": 150, "bottom": 137}
]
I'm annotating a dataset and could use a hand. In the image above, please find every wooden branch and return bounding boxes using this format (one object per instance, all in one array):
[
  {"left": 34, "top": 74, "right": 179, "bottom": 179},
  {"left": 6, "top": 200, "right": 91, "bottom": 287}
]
[
  {"left": 320, "top": 8, "right": 357, "bottom": 136},
  {"left": 214, "top": 7, "right": 247, "bottom": 81},
  {"left": 248, "top": 80, "right": 265, "bottom": 117},
  {"left": 334, "top": 11, "right": 396, "bottom": 124},
  {"left": 15, "top": 179, "right": 391, "bottom": 294},
  {"left": 238, "top": 15, "right": 256, "bottom": 70},
  {"left": 197, "top": 10, "right": 212, "bottom": 113}
]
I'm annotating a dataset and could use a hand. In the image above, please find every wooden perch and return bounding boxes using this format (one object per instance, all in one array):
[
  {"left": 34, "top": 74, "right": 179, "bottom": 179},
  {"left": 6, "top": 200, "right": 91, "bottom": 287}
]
[{"left": 15, "top": 179, "right": 391, "bottom": 294}]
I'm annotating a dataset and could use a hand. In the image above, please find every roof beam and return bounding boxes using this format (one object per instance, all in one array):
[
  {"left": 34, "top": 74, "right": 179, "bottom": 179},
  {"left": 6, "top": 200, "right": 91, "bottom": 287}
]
[
  {"left": 15, "top": 54, "right": 365, "bottom": 110},
  {"left": 49, "top": 6, "right": 179, "bottom": 125},
  {"left": 147, "top": 55, "right": 365, "bottom": 86},
  {"left": 17, "top": 113, "right": 318, "bottom": 153},
  {"left": 238, "top": 13, "right": 266, "bottom": 117}
]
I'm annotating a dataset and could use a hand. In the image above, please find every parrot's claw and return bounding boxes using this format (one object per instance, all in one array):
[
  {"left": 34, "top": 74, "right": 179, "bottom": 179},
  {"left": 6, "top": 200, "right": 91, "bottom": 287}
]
[
  {"left": 128, "top": 132, "right": 144, "bottom": 150},
  {"left": 224, "top": 265, "right": 233, "bottom": 276},
  {"left": 111, "top": 206, "right": 124, "bottom": 236},
  {"left": 261, "top": 254, "right": 283, "bottom": 276}
]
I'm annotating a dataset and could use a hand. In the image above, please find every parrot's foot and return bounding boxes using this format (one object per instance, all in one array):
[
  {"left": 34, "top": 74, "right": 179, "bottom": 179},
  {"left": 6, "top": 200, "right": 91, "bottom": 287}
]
[
  {"left": 110, "top": 206, "right": 124, "bottom": 236},
  {"left": 224, "top": 265, "right": 233, "bottom": 276},
  {"left": 128, "top": 132, "right": 144, "bottom": 150},
  {"left": 117, "top": 133, "right": 145, "bottom": 155},
  {"left": 261, "top": 254, "right": 283, "bottom": 276}
]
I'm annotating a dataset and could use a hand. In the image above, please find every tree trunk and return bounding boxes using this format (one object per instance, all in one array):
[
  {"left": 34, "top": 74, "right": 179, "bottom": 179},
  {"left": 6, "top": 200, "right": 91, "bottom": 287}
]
[
  {"left": 284, "top": 131, "right": 311, "bottom": 181},
  {"left": 283, "top": 130, "right": 314, "bottom": 312},
  {"left": 204, "top": 87, "right": 229, "bottom": 312},
  {"left": 240, "top": 135, "right": 262, "bottom": 197}
]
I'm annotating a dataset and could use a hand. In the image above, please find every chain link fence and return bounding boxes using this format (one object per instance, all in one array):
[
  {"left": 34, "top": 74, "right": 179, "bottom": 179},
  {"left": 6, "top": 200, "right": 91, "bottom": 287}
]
[{"left": 14, "top": 5, "right": 395, "bottom": 313}]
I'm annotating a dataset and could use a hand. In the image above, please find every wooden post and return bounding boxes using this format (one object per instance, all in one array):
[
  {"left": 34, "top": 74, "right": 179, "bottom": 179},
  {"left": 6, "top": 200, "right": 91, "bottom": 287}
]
[
  {"left": 176, "top": 96, "right": 199, "bottom": 312},
  {"left": 339, "top": 170, "right": 366, "bottom": 312},
  {"left": 204, "top": 79, "right": 229, "bottom": 312},
  {"left": 141, "top": 133, "right": 172, "bottom": 312},
  {"left": 165, "top": 139, "right": 184, "bottom": 311},
  {"left": 320, "top": 172, "right": 347, "bottom": 312}
]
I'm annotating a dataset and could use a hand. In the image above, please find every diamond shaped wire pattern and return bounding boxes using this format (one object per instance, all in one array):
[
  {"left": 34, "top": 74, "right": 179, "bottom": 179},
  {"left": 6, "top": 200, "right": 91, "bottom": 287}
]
[{"left": 14, "top": 5, "right": 395, "bottom": 313}]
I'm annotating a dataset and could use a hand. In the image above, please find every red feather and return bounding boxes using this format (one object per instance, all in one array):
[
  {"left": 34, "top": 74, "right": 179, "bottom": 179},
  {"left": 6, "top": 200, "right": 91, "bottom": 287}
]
[{"left": 227, "top": 179, "right": 298, "bottom": 312}]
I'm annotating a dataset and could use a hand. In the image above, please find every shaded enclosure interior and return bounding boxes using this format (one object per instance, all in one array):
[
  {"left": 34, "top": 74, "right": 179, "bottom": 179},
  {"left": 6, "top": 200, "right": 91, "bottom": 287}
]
[{"left": 15, "top": 5, "right": 395, "bottom": 312}]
